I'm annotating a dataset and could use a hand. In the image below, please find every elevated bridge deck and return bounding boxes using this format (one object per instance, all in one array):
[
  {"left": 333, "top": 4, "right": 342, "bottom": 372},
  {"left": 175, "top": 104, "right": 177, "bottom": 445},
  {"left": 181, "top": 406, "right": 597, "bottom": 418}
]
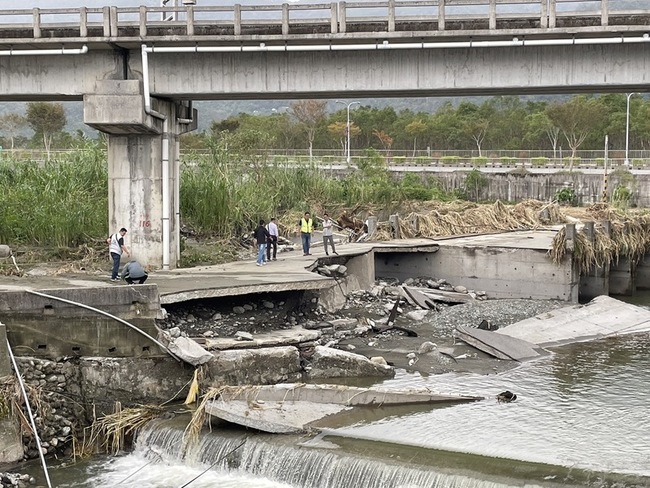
[{"left": 0, "top": 0, "right": 649, "bottom": 48}]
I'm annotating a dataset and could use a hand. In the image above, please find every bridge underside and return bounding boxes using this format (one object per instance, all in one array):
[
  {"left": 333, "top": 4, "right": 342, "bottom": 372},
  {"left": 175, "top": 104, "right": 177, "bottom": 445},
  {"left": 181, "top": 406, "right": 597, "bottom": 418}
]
[{"left": 0, "top": 42, "right": 649, "bottom": 101}]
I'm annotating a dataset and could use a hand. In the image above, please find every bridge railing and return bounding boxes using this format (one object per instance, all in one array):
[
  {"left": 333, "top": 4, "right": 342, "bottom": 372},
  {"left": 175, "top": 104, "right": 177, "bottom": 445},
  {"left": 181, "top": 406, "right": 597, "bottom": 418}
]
[{"left": 0, "top": 0, "right": 647, "bottom": 41}]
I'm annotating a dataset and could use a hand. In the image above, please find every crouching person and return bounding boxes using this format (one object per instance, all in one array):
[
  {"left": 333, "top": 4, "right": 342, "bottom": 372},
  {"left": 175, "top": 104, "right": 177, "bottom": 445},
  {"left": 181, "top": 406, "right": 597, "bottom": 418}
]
[{"left": 121, "top": 260, "right": 148, "bottom": 284}]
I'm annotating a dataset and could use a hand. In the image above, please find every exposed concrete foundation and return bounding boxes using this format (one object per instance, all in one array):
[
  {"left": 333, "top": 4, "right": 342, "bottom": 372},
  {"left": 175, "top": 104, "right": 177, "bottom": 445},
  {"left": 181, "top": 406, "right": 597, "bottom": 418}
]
[
  {"left": 610, "top": 257, "right": 636, "bottom": 296},
  {"left": 0, "top": 286, "right": 161, "bottom": 320},
  {"left": 375, "top": 233, "right": 578, "bottom": 302}
]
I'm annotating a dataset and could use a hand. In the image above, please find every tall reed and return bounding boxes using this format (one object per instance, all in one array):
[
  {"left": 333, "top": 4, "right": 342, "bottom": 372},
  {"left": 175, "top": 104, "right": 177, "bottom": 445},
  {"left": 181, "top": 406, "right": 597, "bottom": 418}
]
[{"left": 0, "top": 146, "right": 107, "bottom": 247}]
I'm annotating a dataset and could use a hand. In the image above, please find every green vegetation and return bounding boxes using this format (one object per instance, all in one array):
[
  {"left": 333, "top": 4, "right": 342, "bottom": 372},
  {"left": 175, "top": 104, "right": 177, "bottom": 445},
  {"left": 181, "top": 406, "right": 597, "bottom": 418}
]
[
  {"left": 0, "top": 140, "right": 107, "bottom": 247},
  {"left": 555, "top": 187, "right": 576, "bottom": 206}
]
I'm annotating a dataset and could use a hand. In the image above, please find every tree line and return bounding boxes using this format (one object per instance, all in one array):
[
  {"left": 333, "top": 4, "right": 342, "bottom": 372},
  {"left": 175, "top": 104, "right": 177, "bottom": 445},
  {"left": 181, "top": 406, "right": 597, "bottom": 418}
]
[{"left": 1, "top": 94, "right": 649, "bottom": 158}]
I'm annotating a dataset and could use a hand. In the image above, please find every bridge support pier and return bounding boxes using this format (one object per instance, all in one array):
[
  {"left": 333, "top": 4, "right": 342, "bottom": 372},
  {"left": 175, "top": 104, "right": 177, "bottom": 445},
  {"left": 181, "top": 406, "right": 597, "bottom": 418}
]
[{"left": 84, "top": 80, "right": 197, "bottom": 269}]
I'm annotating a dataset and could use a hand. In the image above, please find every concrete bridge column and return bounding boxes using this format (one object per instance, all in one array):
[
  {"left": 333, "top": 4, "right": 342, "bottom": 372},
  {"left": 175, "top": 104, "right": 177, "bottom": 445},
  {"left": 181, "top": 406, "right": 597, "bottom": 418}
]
[{"left": 84, "top": 80, "right": 196, "bottom": 269}]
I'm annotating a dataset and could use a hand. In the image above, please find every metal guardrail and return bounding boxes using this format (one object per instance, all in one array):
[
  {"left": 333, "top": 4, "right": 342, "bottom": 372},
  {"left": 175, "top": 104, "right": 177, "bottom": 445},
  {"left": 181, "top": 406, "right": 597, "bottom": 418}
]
[
  {"left": 2, "top": 148, "right": 649, "bottom": 169},
  {"left": 0, "top": 0, "right": 647, "bottom": 42}
]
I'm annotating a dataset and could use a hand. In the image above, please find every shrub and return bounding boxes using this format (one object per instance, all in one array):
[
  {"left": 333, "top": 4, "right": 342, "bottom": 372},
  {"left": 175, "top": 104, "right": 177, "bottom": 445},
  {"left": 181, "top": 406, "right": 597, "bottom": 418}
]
[
  {"left": 555, "top": 187, "right": 576, "bottom": 205},
  {"left": 531, "top": 157, "right": 549, "bottom": 166},
  {"left": 499, "top": 157, "right": 517, "bottom": 165},
  {"left": 471, "top": 157, "right": 488, "bottom": 166},
  {"left": 440, "top": 156, "right": 462, "bottom": 165}
]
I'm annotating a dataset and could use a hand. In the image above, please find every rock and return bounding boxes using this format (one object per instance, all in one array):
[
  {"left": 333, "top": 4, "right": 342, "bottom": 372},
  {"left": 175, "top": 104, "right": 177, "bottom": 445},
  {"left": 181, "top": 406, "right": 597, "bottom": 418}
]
[
  {"left": 186, "top": 314, "right": 196, "bottom": 322},
  {"left": 303, "top": 321, "right": 334, "bottom": 330},
  {"left": 325, "top": 264, "right": 347, "bottom": 277},
  {"left": 202, "top": 330, "right": 215, "bottom": 338},
  {"left": 454, "top": 285, "right": 468, "bottom": 294},
  {"left": 346, "top": 344, "right": 356, "bottom": 351},
  {"left": 418, "top": 341, "right": 437, "bottom": 354},
  {"left": 168, "top": 327, "right": 181, "bottom": 338},
  {"left": 370, "top": 356, "right": 388, "bottom": 366},
  {"left": 233, "top": 306, "right": 246, "bottom": 314},
  {"left": 211, "top": 313, "right": 222, "bottom": 321},
  {"left": 25, "top": 267, "right": 48, "bottom": 277},
  {"left": 403, "top": 278, "right": 415, "bottom": 285},
  {"left": 243, "top": 304, "right": 253, "bottom": 311},
  {"left": 406, "top": 352, "right": 417, "bottom": 359},
  {"left": 317, "top": 266, "right": 332, "bottom": 277},
  {"left": 426, "top": 279, "right": 439, "bottom": 289},
  {"left": 406, "top": 310, "right": 429, "bottom": 321},
  {"left": 168, "top": 337, "right": 214, "bottom": 366},
  {"left": 262, "top": 301, "right": 274, "bottom": 309},
  {"left": 235, "top": 331, "right": 254, "bottom": 341}
]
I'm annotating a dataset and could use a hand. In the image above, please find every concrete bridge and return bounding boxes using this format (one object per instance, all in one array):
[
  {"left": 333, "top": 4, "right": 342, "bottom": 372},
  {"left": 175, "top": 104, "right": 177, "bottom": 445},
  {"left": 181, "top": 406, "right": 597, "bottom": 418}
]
[{"left": 0, "top": 0, "right": 648, "bottom": 268}]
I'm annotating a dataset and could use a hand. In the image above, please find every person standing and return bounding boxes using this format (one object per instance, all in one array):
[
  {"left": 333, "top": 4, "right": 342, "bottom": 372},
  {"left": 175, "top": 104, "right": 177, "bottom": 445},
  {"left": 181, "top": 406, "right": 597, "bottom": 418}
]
[
  {"left": 322, "top": 213, "right": 338, "bottom": 256},
  {"left": 121, "top": 260, "right": 148, "bottom": 284},
  {"left": 108, "top": 228, "right": 129, "bottom": 281},
  {"left": 253, "top": 219, "right": 270, "bottom": 266},
  {"left": 266, "top": 217, "right": 279, "bottom": 261},
  {"left": 298, "top": 211, "right": 314, "bottom": 256}
]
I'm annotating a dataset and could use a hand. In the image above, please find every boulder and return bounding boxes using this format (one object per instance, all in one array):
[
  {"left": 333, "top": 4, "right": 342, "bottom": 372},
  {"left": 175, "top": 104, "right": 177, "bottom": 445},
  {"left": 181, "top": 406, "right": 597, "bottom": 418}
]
[{"left": 308, "top": 346, "right": 394, "bottom": 378}]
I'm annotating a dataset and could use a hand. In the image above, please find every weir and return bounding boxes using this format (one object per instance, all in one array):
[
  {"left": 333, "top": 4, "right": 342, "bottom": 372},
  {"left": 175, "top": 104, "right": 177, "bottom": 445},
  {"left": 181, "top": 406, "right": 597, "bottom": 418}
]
[{"left": 105, "top": 418, "right": 633, "bottom": 488}]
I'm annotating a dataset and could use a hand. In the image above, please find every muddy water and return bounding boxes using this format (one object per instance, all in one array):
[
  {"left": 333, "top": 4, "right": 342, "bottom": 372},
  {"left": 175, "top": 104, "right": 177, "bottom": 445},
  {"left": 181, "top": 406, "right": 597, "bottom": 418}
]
[{"left": 331, "top": 334, "right": 650, "bottom": 477}]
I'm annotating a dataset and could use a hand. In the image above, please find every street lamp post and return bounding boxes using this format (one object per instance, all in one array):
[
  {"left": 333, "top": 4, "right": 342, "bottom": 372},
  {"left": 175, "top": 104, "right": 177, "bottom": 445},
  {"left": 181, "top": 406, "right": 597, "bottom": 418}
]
[
  {"left": 625, "top": 92, "right": 639, "bottom": 166},
  {"left": 336, "top": 100, "right": 360, "bottom": 165}
]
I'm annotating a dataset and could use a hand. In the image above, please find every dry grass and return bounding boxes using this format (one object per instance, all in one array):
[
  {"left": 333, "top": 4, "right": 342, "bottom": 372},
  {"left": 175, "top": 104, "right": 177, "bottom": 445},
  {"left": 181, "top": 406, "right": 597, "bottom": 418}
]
[
  {"left": 76, "top": 403, "right": 164, "bottom": 457},
  {"left": 358, "top": 199, "right": 650, "bottom": 275}
]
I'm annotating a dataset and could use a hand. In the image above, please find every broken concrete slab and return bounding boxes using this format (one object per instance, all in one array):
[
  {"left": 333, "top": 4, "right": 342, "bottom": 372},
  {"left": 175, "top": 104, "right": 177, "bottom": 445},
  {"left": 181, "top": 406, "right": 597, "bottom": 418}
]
[
  {"left": 401, "top": 287, "right": 435, "bottom": 310},
  {"left": 205, "top": 346, "right": 302, "bottom": 385},
  {"left": 203, "top": 326, "right": 320, "bottom": 351},
  {"left": 205, "top": 383, "right": 484, "bottom": 434},
  {"left": 497, "top": 295, "right": 650, "bottom": 347},
  {"left": 308, "top": 345, "right": 395, "bottom": 378},
  {"left": 207, "top": 399, "right": 346, "bottom": 434},
  {"left": 455, "top": 326, "right": 544, "bottom": 361}
]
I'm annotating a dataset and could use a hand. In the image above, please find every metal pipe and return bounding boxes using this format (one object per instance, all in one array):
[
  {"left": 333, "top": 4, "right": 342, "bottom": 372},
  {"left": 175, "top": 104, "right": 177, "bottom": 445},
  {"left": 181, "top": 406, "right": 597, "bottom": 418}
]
[
  {"left": 143, "top": 35, "right": 650, "bottom": 54},
  {"left": 142, "top": 44, "right": 171, "bottom": 271},
  {"left": 0, "top": 45, "right": 88, "bottom": 56},
  {"left": 25, "top": 289, "right": 181, "bottom": 362},
  {"left": 5, "top": 338, "right": 53, "bottom": 488}
]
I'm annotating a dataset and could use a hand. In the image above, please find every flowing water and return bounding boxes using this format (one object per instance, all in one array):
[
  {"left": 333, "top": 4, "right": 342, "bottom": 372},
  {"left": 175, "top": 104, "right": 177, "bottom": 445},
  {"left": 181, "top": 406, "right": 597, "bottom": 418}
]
[{"left": 42, "top": 332, "right": 650, "bottom": 487}]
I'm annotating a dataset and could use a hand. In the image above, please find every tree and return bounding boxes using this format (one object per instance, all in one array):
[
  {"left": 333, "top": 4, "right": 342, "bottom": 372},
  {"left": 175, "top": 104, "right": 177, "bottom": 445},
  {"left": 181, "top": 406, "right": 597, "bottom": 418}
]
[
  {"left": 0, "top": 112, "right": 27, "bottom": 149},
  {"left": 290, "top": 100, "right": 327, "bottom": 158},
  {"left": 405, "top": 120, "right": 427, "bottom": 157},
  {"left": 546, "top": 96, "right": 606, "bottom": 169},
  {"left": 525, "top": 112, "right": 560, "bottom": 158},
  {"left": 373, "top": 129, "right": 393, "bottom": 154},
  {"left": 327, "top": 121, "right": 360, "bottom": 155},
  {"left": 26, "top": 102, "right": 67, "bottom": 159}
]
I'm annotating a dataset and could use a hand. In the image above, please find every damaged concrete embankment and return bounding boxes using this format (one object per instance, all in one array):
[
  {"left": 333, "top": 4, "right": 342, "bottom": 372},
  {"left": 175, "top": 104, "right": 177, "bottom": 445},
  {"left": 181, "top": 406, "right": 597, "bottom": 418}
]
[{"left": 0, "top": 234, "right": 581, "bottom": 464}]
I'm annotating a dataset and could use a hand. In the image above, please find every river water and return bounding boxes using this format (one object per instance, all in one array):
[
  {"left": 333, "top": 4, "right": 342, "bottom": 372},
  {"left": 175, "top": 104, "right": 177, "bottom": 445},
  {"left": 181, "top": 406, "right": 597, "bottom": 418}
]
[{"left": 41, "top": 331, "right": 649, "bottom": 488}]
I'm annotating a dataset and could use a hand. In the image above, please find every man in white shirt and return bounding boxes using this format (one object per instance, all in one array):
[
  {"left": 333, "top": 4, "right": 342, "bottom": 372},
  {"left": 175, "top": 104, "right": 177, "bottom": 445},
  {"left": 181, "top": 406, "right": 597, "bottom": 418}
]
[
  {"left": 266, "top": 217, "right": 279, "bottom": 261},
  {"left": 322, "top": 213, "right": 338, "bottom": 256}
]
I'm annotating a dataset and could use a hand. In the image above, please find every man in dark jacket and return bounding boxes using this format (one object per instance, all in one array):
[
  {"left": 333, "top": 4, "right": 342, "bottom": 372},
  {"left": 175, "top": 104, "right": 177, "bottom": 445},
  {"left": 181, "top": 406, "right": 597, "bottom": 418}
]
[{"left": 253, "top": 219, "right": 270, "bottom": 266}]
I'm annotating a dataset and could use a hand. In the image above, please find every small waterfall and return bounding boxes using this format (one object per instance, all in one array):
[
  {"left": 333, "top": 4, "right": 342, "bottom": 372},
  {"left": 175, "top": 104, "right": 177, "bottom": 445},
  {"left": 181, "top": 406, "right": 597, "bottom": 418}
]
[{"left": 132, "top": 420, "right": 537, "bottom": 488}]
